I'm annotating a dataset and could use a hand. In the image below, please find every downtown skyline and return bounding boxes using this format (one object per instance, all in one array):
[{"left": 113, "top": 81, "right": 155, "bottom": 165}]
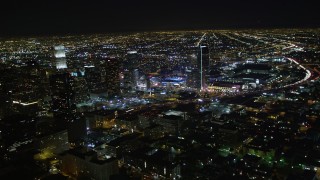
[{"left": 1, "top": 1, "right": 320, "bottom": 179}]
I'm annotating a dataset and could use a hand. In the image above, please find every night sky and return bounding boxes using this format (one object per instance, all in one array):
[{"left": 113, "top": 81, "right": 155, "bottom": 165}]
[{"left": 0, "top": 0, "right": 319, "bottom": 36}]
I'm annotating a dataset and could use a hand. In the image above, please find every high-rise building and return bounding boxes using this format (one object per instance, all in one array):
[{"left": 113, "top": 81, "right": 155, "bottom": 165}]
[
  {"left": 50, "top": 72, "right": 89, "bottom": 131},
  {"left": 85, "top": 57, "right": 120, "bottom": 96},
  {"left": 49, "top": 73, "right": 75, "bottom": 114},
  {"left": 85, "top": 66, "right": 106, "bottom": 93},
  {"left": 53, "top": 45, "right": 67, "bottom": 69},
  {"left": 50, "top": 71, "right": 89, "bottom": 114},
  {"left": 100, "top": 58, "right": 120, "bottom": 97},
  {"left": 71, "top": 70, "right": 89, "bottom": 104},
  {"left": 126, "top": 51, "right": 139, "bottom": 70},
  {"left": 54, "top": 45, "right": 66, "bottom": 58},
  {"left": 197, "top": 45, "right": 210, "bottom": 90},
  {"left": 123, "top": 51, "right": 140, "bottom": 90}
]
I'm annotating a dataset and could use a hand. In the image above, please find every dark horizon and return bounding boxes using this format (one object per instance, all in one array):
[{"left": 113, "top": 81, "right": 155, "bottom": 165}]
[
  {"left": 1, "top": 0, "right": 319, "bottom": 37},
  {"left": 2, "top": 26, "right": 320, "bottom": 39}
]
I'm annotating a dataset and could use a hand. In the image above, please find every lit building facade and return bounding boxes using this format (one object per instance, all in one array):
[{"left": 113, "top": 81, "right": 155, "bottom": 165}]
[
  {"left": 197, "top": 45, "right": 210, "bottom": 90},
  {"left": 100, "top": 58, "right": 120, "bottom": 97},
  {"left": 123, "top": 51, "right": 140, "bottom": 90},
  {"left": 53, "top": 45, "right": 67, "bottom": 69},
  {"left": 49, "top": 73, "right": 75, "bottom": 114}
]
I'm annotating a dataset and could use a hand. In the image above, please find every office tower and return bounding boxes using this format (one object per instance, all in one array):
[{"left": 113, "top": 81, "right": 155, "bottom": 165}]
[
  {"left": 49, "top": 72, "right": 87, "bottom": 141},
  {"left": 85, "top": 66, "right": 106, "bottom": 93},
  {"left": 53, "top": 45, "right": 67, "bottom": 69},
  {"left": 71, "top": 69, "right": 90, "bottom": 104},
  {"left": 197, "top": 45, "right": 210, "bottom": 90},
  {"left": 126, "top": 51, "right": 139, "bottom": 69},
  {"left": 49, "top": 73, "right": 75, "bottom": 114},
  {"left": 123, "top": 51, "right": 140, "bottom": 90},
  {"left": 100, "top": 58, "right": 120, "bottom": 97},
  {"left": 54, "top": 45, "right": 66, "bottom": 58}
]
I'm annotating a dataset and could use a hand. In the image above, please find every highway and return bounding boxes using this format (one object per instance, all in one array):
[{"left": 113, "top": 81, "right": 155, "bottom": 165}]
[
  {"left": 195, "top": 33, "right": 207, "bottom": 47},
  {"left": 282, "top": 57, "right": 312, "bottom": 88}
]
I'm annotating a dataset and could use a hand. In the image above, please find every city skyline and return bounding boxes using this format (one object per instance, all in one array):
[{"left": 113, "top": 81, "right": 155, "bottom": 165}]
[
  {"left": 1, "top": 27, "right": 320, "bottom": 179},
  {"left": 1, "top": 1, "right": 320, "bottom": 178}
]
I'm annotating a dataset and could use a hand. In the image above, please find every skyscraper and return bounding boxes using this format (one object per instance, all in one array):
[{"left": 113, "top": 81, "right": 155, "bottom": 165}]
[
  {"left": 100, "top": 58, "right": 120, "bottom": 97},
  {"left": 126, "top": 51, "right": 139, "bottom": 69},
  {"left": 84, "top": 65, "right": 107, "bottom": 93},
  {"left": 123, "top": 51, "right": 140, "bottom": 90},
  {"left": 49, "top": 73, "right": 75, "bottom": 114},
  {"left": 197, "top": 45, "right": 210, "bottom": 90},
  {"left": 53, "top": 45, "right": 67, "bottom": 69}
]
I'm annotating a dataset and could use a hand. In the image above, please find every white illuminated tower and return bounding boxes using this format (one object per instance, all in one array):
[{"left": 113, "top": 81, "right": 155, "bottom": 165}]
[
  {"left": 198, "top": 45, "right": 209, "bottom": 91},
  {"left": 53, "top": 45, "right": 67, "bottom": 69},
  {"left": 54, "top": 45, "right": 66, "bottom": 58}
]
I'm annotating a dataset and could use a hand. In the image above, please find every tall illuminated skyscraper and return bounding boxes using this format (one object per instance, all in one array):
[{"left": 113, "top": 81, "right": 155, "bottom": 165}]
[
  {"left": 197, "top": 45, "right": 210, "bottom": 90},
  {"left": 54, "top": 45, "right": 66, "bottom": 58},
  {"left": 72, "top": 70, "right": 90, "bottom": 104},
  {"left": 53, "top": 45, "right": 67, "bottom": 69}
]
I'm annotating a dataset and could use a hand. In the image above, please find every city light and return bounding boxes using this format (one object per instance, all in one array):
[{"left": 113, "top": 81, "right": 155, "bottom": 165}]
[{"left": 0, "top": 29, "right": 319, "bottom": 180}]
